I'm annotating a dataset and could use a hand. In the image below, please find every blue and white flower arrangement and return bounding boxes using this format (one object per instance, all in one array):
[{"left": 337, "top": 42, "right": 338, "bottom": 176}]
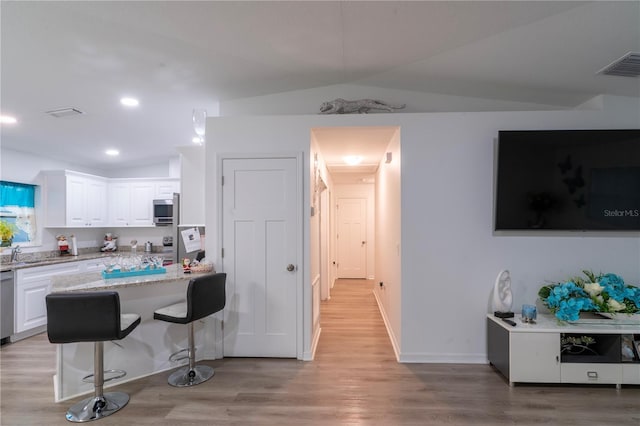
[{"left": 538, "top": 270, "right": 640, "bottom": 322}]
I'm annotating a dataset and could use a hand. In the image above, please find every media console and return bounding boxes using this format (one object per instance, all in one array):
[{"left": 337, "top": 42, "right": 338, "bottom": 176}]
[{"left": 487, "top": 314, "right": 640, "bottom": 388}]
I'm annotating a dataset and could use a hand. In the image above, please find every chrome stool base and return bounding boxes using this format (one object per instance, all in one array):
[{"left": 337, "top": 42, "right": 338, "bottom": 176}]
[
  {"left": 66, "top": 391, "right": 130, "bottom": 423},
  {"left": 168, "top": 365, "right": 214, "bottom": 387}
]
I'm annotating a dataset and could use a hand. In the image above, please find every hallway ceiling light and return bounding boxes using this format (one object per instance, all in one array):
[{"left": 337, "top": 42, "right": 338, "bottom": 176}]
[
  {"left": 0, "top": 115, "right": 17, "bottom": 124},
  {"left": 343, "top": 155, "right": 363, "bottom": 166},
  {"left": 105, "top": 149, "right": 120, "bottom": 156},
  {"left": 120, "top": 97, "right": 139, "bottom": 107}
]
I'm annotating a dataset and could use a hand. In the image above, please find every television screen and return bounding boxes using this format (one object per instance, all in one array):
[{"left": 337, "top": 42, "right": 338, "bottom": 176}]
[{"left": 495, "top": 129, "right": 640, "bottom": 231}]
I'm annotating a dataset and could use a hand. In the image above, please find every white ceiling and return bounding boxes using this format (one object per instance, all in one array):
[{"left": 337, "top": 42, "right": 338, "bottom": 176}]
[{"left": 1, "top": 1, "right": 638, "bottom": 172}]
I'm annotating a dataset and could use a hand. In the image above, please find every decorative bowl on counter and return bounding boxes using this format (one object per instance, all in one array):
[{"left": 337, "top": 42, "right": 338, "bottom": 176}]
[{"left": 189, "top": 263, "right": 214, "bottom": 273}]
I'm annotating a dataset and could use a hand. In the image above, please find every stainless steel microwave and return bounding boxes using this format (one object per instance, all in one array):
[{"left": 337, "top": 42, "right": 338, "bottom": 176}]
[{"left": 153, "top": 199, "right": 173, "bottom": 225}]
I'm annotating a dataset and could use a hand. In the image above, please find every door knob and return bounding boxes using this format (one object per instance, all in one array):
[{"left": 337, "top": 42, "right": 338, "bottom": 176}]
[{"left": 286, "top": 264, "right": 295, "bottom": 272}]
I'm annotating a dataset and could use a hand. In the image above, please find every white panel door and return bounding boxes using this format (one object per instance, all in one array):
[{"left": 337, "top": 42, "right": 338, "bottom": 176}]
[
  {"left": 222, "top": 157, "right": 298, "bottom": 357},
  {"left": 337, "top": 198, "right": 367, "bottom": 278}
]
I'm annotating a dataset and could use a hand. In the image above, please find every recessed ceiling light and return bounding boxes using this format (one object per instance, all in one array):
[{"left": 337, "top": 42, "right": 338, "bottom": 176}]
[
  {"left": 343, "top": 155, "right": 363, "bottom": 166},
  {"left": 105, "top": 149, "right": 120, "bottom": 156},
  {"left": 192, "top": 136, "right": 204, "bottom": 145},
  {"left": 120, "top": 97, "right": 139, "bottom": 107},
  {"left": 0, "top": 115, "right": 17, "bottom": 124}
]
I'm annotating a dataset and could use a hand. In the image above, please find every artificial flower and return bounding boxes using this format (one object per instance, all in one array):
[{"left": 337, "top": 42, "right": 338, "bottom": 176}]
[{"left": 538, "top": 270, "right": 640, "bottom": 322}]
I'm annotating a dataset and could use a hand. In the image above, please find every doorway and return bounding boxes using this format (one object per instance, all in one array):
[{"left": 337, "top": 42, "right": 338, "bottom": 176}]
[{"left": 311, "top": 125, "right": 401, "bottom": 359}]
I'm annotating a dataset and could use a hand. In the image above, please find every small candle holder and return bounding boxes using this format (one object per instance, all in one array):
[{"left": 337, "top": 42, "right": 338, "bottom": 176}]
[{"left": 521, "top": 304, "right": 537, "bottom": 323}]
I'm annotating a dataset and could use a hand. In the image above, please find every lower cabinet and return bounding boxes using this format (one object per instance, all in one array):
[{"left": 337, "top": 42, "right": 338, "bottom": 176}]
[
  {"left": 14, "top": 260, "right": 106, "bottom": 337},
  {"left": 15, "top": 263, "right": 82, "bottom": 334},
  {"left": 510, "top": 332, "right": 560, "bottom": 383}
]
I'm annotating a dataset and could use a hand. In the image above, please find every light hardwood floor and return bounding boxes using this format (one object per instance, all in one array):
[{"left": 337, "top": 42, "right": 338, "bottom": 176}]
[{"left": 2, "top": 279, "right": 639, "bottom": 425}]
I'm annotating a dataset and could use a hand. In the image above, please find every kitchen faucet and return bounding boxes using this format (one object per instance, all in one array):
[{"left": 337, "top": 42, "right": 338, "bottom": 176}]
[{"left": 11, "top": 245, "right": 21, "bottom": 262}]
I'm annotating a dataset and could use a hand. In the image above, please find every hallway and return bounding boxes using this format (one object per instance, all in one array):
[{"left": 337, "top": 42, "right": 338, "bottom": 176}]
[{"left": 316, "top": 278, "right": 395, "bottom": 363}]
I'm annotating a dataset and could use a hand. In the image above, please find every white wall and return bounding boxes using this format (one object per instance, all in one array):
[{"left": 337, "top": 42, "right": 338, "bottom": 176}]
[
  {"left": 398, "top": 109, "right": 640, "bottom": 363},
  {"left": 206, "top": 96, "right": 640, "bottom": 362},
  {"left": 177, "top": 145, "right": 206, "bottom": 225},
  {"left": 374, "top": 128, "right": 402, "bottom": 358},
  {"left": 101, "top": 161, "right": 178, "bottom": 179},
  {"left": 0, "top": 148, "right": 107, "bottom": 183}
]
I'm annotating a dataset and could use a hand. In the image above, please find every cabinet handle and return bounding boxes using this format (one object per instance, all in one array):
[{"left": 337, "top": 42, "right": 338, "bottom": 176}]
[{"left": 587, "top": 371, "right": 598, "bottom": 379}]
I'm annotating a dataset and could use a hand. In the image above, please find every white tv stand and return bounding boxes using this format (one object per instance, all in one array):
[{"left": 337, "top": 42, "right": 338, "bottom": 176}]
[{"left": 487, "top": 314, "right": 640, "bottom": 388}]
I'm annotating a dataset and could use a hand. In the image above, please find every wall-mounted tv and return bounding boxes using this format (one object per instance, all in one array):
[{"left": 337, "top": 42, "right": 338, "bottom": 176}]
[{"left": 495, "top": 129, "right": 640, "bottom": 231}]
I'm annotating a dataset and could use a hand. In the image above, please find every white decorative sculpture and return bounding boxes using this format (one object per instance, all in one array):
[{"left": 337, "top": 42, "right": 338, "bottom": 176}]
[
  {"left": 492, "top": 269, "right": 513, "bottom": 313},
  {"left": 319, "top": 98, "right": 406, "bottom": 114}
]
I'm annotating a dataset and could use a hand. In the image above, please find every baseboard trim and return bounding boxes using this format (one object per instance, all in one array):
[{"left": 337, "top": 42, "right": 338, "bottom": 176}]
[
  {"left": 303, "top": 327, "right": 321, "bottom": 361},
  {"left": 399, "top": 352, "right": 488, "bottom": 364},
  {"left": 372, "top": 290, "right": 401, "bottom": 362}
]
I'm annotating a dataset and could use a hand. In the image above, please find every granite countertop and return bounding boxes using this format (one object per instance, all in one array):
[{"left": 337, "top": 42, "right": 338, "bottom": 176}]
[
  {"left": 51, "top": 264, "right": 193, "bottom": 292},
  {"left": 1, "top": 252, "right": 112, "bottom": 272},
  {"left": 1, "top": 250, "right": 170, "bottom": 272}
]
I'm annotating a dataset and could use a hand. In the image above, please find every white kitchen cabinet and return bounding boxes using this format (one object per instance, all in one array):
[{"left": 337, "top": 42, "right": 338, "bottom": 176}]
[
  {"left": 107, "top": 178, "right": 178, "bottom": 226},
  {"left": 154, "top": 179, "right": 179, "bottom": 199},
  {"left": 14, "top": 262, "right": 82, "bottom": 334},
  {"left": 41, "top": 170, "right": 108, "bottom": 227},
  {"left": 107, "top": 180, "right": 155, "bottom": 227},
  {"left": 13, "top": 259, "right": 105, "bottom": 339},
  {"left": 42, "top": 171, "right": 179, "bottom": 228},
  {"left": 108, "top": 182, "right": 131, "bottom": 227},
  {"left": 129, "top": 181, "right": 156, "bottom": 226}
]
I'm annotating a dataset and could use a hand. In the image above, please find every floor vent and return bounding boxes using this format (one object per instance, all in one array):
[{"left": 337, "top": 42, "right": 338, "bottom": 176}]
[
  {"left": 45, "top": 107, "right": 84, "bottom": 118},
  {"left": 598, "top": 52, "right": 640, "bottom": 77}
]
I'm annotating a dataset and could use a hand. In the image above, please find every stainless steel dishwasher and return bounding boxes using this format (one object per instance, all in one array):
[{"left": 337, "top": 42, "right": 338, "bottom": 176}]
[{"left": 1, "top": 270, "right": 14, "bottom": 344}]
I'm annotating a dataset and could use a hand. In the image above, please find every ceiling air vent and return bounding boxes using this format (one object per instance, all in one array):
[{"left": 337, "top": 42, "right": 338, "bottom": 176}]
[
  {"left": 598, "top": 52, "right": 640, "bottom": 77},
  {"left": 45, "top": 107, "right": 84, "bottom": 118}
]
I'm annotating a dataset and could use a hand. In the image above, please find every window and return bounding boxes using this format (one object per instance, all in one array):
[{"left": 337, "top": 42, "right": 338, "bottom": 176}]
[{"left": 0, "top": 181, "right": 37, "bottom": 245}]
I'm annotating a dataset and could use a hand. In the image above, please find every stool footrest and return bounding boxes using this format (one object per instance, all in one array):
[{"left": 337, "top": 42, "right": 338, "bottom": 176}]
[
  {"left": 82, "top": 369, "right": 127, "bottom": 384},
  {"left": 169, "top": 348, "right": 193, "bottom": 363}
]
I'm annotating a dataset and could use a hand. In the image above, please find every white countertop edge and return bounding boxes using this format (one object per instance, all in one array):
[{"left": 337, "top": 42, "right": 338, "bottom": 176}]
[{"left": 487, "top": 313, "right": 640, "bottom": 333}]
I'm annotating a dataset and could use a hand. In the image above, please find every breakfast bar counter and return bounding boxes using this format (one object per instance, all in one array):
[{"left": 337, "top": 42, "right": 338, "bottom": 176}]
[
  {"left": 50, "top": 264, "right": 190, "bottom": 293},
  {"left": 49, "top": 266, "right": 222, "bottom": 402}
]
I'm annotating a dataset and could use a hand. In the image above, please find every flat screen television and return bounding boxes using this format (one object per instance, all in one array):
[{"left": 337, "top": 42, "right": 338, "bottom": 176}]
[{"left": 495, "top": 129, "right": 640, "bottom": 231}]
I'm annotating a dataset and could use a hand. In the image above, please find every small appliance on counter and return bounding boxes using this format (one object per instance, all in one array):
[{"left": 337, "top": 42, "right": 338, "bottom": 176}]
[
  {"left": 145, "top": 241, "right": 153, "bottom": 253},
  {"left": 100, "top": 233, "right": 118, "bottom": 252},
  {"left": 56, "top": 234, "right": 70, "bottom": 255}
]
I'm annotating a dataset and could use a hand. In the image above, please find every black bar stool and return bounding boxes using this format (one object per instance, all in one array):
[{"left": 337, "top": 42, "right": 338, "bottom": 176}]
[
  {"left": 46, "top": 291, "right": 140, "bottom": 423},
  {"left": 153, "top": 272, "right": 226, "bottom": 387}
]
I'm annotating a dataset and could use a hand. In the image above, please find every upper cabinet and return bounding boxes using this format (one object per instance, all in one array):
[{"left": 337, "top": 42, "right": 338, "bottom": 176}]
[
  {"left": 41, "top": 170, "right": 179, "bottom": 228},
  {"left": 107, "top": 178, "right": 179, "bottom": 227},
  {"left": 108, "top": 180, "right": 155, "bottom": 227},
  {"left": 41, "top": 171, "right": 108, "bottom": 227},
  {"left": 154, "top": 179, "right": 179, "bottom": 199}
]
